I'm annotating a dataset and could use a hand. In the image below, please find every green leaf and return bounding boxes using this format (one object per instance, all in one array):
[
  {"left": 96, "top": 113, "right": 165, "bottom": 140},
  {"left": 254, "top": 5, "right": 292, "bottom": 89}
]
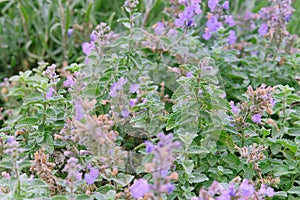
[
  {"left": 277, "top": 139, "right": 298, "bottom": 153},
  {"left": 0, "top": 161, "right": 13, "bottom": 169},
  {"left": 188, "top": 172, "right": 209, "bottom": 183},
  {"left": 182, "top": 160, "right": 194, "bottom": 175},
  {"left": 186, "top": 146, "right": 209, "bottom": 155},
  {"left": 270, "top": 143, "right": 282, "bottom": 155},
  {"left": 75, "top": 194, "right": 93, "bottom": 200},
  {"left": 51, "top": 195, "right": 68, "bottom": 200},
  {"left": 178, "top": 132, "right": 197, "bottom": 146},
  {"left": 110, "top": 173, "right": 134, "bottom": 187},
  {"left": 16, "top": 117, "right": 40, "bottom": 128},
  {"left": 288, "top": 186, "right": 300, "bottom": 195}
]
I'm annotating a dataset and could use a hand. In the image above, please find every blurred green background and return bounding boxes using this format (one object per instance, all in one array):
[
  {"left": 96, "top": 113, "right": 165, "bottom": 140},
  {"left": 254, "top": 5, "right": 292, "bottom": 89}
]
[{"left": 0, "top": 0, "right": 299, "bottom": 80}]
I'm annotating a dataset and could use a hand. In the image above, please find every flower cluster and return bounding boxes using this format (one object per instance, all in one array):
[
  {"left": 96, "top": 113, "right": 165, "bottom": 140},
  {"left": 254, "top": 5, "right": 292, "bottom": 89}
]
[
  {"left": 130, "top": 133, "right": 181, "bottom": 199},
  {"left": 203, "top": 0, "right": 236, "bottom": 44},
  {"left": 90, "top": 23, "right": 115, "bottom": 46},
  {"left": 258, "top": 0, "right": 294, "bottom": 37},
  {"left": 192, "top": 177, "right": 274, "bottom": 200},
  {"left": 60, "top": 113, "right": 127, "bottom": 170},
  {"left": 30, "top": 148, "right": 62, "bottom": 196},
  {"left": 175, "top": 0, "right": 202, "bottom": 28},
  {"left": 84, "top": 165, "right": 99, "bottom": 185},
  {"left": 230, "top": 84, "right": 275, "bottom": 125},
  {"left": 43, "top": 64, "right": 58, "bottom": 99}
]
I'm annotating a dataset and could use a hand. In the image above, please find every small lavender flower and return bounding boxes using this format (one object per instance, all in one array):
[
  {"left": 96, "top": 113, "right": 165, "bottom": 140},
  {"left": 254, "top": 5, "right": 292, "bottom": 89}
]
[
  {"left": 227, "top": 30, "right": 237, "bottom": 45},
  {"left": 208, "top": 0, "right": 219, "bottom": 11},
  {"left": 258, "top": 184, "right": 274, "bottom": 197},
  {"left": 175, "top": 0, "right": 202, "bottom": 28},
  {"left": 207, "top": 16, "right": 222, "bottom": 32},
  {"left": 155, "top": 22, "right": 165, "bottom": 35},
  {"left": 63, "top": 157, "right": 82, "bottom": 183},
  {"left": 230, "top": 101, "right": 239, "bottom": 114},
  {"left": 224, "top": 15, "right": 235, "bottom": 27},
  {"left": 144, "top": 141, "right": 155, "bottom": 153},
  {"left": 203, "top": 29, "right": 212, "bottom": 40},
  {"left": 258, "top": 23, "right": 268, "bottom": 36},
  {"left": 75, "top": 101, "right": 84, "bottom": 121},
  {"left": 130, "top": 178, "right": 151, "bottom": 199},
  {"left": 185, "top": 72, "right": 192, "bottom": 78},
  {"left": 84, "top": 167, "right": 99, "bottom": 185},
  {"left": 90, "top": 32, "right": 97, "bottom": 41},
  {"left": 82, "top": 42, "right": 95, "bottom": 56},
  {"left": 109, "top": 77, "right": 128, "bottom": 97},
  {"left": 222, "top": 1, "right": 229, "bottom": 10},
  {"left": 129, "top": 83, "right": 139, "bottom": 93},
  {"left": 251, "top": 113, "right": 262, "bottom": 123},
  {"left": 129, "top": 98, "right": 138, "bottom": 107},
  {"left": 121, "top": 108, "right": 129, "bottom": 118},
  {"left": 238, "top": 179, "right": 255, "bottom": 197},
  {"left": 64, "top": 76, "right": 75, "bottom": 88},
  {"left": 67, "top": 28, "right": 73, "bottom": 37},
  {"left": 46, "top": 87, "right": 55, "bottom": 99}
]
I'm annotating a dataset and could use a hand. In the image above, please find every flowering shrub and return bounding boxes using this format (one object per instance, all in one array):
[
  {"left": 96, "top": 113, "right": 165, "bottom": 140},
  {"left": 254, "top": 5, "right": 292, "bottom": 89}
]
[{"left": 0, "top": 0, "right": 300, "bottom": 200}]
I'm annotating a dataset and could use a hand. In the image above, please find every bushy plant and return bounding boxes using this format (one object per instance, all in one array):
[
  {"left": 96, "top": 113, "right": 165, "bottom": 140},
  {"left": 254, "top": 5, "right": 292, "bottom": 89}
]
[{"left": 0, "top": 0, "right": 300, "bottom": 200}]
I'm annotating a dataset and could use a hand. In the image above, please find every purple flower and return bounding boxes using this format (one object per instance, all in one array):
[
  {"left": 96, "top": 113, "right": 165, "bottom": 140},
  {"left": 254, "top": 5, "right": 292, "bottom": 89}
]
[
  {"left": 203, "top": 29, "right": 212, "bottom": 40},
  {"left": 144, "top": 141, "right": 155, "bottom": 153},
  {"left": 130, "top": 178, "right": 151, "bottom": 199},
  {"left": 82, "top": 42, "right": 95, "bottom": 56},
  {"left": 130, "top": 84, "right": 139, "bottom": 93},
  {"left": 186, "top": 72, "right": 193, "bottom": 78},
  {"left": 258, "top": 23, "right": 268, "bottom": 36},
  {"left": 63, "top": 157, "right": 82, "bottom": 182},
  {"left": 251, "top": 113, "right": 262, "bottom": 123},
  {"left": 155, "top": 22, "right": 165, "bottom": 35},
  {"left": 6, "top": 136, "right": 14, "bottom": 143},
  {"left": 161, "top": 183, "right": 175, "bottom": 194},
  {"left": 109, "top": 77, "right": 128, "bottom": 97},
  {"left": 207, "top": 16, "right": 222, "bottom": 32},
  {"left": 129, "top": 98, "right": 138, "bottom": 107},
  {"left": 222, "top": 1, "right": 229, "bottom": 10},
  {"left": 227, "top": 30, "right": 237, "bottom": 45},
  {"left": 208, "top": 0, "right": 219, "bottom": 11},
  {"left": 64, "top": 76, "right": 75, "bottom": 88},
  {"left": 239, "top": 179, "right": 255, "bottom": 197},
  {"left": 84, "top": 167, "right": 99, "bottom": 185},
  {"left": 75, "top": 101, "right": 84, "bottom": 121},
  {"left": 90, "top": 31, "right": 97, "bottom": 41},
  {"left": 175, "top": 13, "right": 185, "bottom": 28},
  {"left": 230, "top": 100, "right": 239, "bottom": 114},
  {"left": 258, "top": 184, "right": 274, "bottom": 197},
  {"left": 121, "top": 108, "right": 129, "bottom": 118},
  {"left": 224, "top": 15, "right": 235, "bottom": 27},
  {"left": 67, "top": 28, "right": 73, "bottom": 37},
  {"left": 46, "top": 87, "right": 55, "bottom": 99}
]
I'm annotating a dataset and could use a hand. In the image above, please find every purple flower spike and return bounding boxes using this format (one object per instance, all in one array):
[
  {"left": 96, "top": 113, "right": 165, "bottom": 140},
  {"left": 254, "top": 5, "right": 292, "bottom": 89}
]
[
  {"left": 130, "top": 178, "right": 151, "bottom": 199},
  {"left": 251, "top": 113, "right": 262, "bottom": 123},
  {"left": 64, "top": 76, "right": 75, "bottom": 88}
]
